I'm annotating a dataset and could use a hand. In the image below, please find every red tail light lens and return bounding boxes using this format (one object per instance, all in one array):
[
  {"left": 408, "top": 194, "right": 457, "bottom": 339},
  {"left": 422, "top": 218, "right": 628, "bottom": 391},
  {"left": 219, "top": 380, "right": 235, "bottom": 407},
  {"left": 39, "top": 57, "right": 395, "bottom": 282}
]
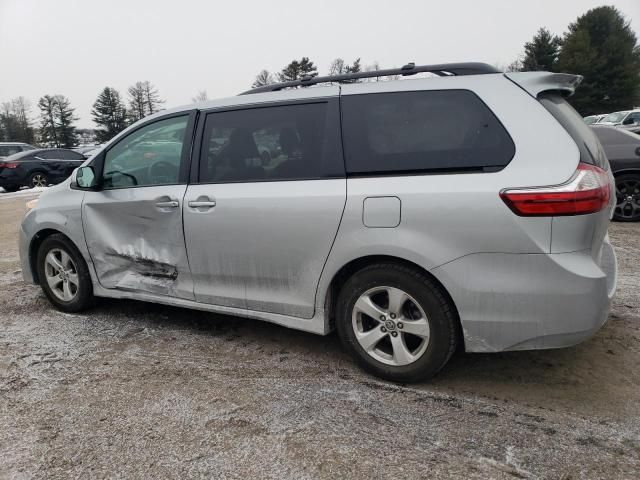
[
  {"left": 0, "top": 162, "right": 19, "bottom": 169},
  {"left": 500, "top": 163, "right": 612, "bottom": 216}
]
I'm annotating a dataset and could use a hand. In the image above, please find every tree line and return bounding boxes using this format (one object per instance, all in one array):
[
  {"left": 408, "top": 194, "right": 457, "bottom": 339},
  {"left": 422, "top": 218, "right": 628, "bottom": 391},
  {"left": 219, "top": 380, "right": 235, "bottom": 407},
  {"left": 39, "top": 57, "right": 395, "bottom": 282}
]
[
  {"left": 507, "top": 6, "right": 640, "bottom": 115},
  {"left": 0, "top": 80, "right": 166, "bottom": 148},
  {"left": 2, "top": 6, "right": 637, "bottom": 147},
  {"left": 251, "top": 57, "right": 398, "bottom": 88}
]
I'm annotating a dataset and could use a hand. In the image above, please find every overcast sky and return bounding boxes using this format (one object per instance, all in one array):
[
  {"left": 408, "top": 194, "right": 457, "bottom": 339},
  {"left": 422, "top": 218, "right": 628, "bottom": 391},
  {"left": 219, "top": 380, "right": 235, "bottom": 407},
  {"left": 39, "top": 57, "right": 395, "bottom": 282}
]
[{"left": 1, "top": 0, "right": 638, "bottom": 128}]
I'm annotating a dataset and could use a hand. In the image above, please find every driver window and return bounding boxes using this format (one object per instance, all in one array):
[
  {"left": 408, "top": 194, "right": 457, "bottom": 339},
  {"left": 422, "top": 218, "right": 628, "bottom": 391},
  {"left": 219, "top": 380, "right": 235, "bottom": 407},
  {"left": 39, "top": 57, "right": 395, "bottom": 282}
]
[{"left": 102, "top": 115, "right": 188, "bottom": 189}]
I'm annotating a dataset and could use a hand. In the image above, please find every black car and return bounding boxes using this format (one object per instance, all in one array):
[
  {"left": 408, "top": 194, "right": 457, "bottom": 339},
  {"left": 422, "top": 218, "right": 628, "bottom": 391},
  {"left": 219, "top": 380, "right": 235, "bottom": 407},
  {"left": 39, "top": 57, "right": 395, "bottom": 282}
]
[
  {"left": 0, "top": 148, "right": 87, "bottom": 192},
  {"left": 591, "top": 125, "right": 640, "bottom": 221}
]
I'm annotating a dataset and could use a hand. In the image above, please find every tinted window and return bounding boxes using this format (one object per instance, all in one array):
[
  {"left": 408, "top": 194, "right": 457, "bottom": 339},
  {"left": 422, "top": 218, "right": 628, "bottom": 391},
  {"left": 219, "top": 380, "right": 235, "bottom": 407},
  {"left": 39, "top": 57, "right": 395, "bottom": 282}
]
[
  {"left": 539, "top": 93, "right": 607, "bottom": 169},
  {"left": 39, "top": 150, "right": 61, "bottom": 160},
  {"left": 102, "top": 115, "right": 188, "bottom": 189},
  {"left": 0, "top": 146, "right": 22, "bottom": 156},
  {"left": 199, "top": 102, "right": 341, "bottom": 183},
  {"left": 341, "top": 90, "right": 515, "bottom": 175},
  {"left": 59, "top": 150, "right": 86, "bottom": 160}
]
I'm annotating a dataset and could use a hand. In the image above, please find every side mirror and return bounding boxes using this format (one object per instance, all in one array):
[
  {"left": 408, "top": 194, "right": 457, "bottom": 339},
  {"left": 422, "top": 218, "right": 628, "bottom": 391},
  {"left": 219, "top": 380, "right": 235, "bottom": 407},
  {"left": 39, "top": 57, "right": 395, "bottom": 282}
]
[
  {"left": 75, "top": 166, "right": 98, "bottom": 189},
  {"left": 623, "top": 117, "right": 634, "bottom": 125}
]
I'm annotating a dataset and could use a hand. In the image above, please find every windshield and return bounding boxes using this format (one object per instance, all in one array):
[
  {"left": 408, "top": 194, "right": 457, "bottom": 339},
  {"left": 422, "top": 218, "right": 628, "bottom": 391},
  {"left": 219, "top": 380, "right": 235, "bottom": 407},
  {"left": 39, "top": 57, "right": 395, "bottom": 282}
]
[{"left": 601, "top": 111, "right": 629, "bottom": 123}]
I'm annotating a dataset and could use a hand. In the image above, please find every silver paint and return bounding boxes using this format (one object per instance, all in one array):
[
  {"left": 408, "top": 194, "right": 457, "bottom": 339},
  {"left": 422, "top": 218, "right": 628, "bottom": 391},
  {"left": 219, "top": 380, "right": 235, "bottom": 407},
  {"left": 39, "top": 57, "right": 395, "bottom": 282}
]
[{"left": 19, "top": 72, "right": 617, "bottom": 355}]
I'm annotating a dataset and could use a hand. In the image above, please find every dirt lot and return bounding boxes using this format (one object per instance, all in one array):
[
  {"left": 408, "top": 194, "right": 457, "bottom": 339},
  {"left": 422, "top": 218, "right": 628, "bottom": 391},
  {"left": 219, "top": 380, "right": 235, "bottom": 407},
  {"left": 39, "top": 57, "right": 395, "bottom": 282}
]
[{"left": 1, "top": 191, "right": 639, "bottom": 479}]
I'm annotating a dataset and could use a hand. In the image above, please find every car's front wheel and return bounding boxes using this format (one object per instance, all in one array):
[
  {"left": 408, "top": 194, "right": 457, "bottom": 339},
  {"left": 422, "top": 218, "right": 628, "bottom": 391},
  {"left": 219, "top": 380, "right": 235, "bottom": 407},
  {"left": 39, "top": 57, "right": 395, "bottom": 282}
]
[
  {"left": 36, "top": 234, "right": 94, "bottom": 312},
  {"left": 2, "top": 184, "right": 20, "bottom": 192},
  {"left": 336, "top": 263, "right": 459, "bottom": 382},
  {"left": 613, "top": 173, "right": 640, "bottom": 222}
]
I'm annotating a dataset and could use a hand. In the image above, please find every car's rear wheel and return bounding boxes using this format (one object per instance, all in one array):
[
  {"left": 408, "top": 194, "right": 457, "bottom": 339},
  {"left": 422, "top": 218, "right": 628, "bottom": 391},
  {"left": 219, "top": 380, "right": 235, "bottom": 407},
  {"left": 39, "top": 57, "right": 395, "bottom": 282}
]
[
  {"left": 613, "top": 173, "right": 640, "bottom": 222},
  {"left": 2, "top": 184, "right": 20, "bottom": 192},
  {"left": 29, "top": 172, "right": 48, "bottom": 188},
  {"left": 336, "top": 263, "right": 459, "bottom": 382},
  {"left": 36, "top": 234, "right": 94, "bottom": 312}
]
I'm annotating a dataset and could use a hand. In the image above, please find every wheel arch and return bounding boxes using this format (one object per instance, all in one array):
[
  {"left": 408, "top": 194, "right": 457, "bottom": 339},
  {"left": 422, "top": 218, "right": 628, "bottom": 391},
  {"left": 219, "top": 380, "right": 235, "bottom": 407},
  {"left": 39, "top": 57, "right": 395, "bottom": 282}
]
[
  {"left": 323, "top": 254, "right": 463, "bottom": 345},
  {"left": 612, "top": 168, "right": 640, "bottom": 177},
  {"left": 29, "top": 229, "right": 73, "bottom": 283}
]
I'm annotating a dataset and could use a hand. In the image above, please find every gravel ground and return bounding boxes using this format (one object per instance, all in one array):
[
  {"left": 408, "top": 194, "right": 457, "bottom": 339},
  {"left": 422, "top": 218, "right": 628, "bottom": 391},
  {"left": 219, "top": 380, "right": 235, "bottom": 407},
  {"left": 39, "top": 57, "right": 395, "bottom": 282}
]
[{"left": 1, "top": 191, "right": 639, "bottom": 479}]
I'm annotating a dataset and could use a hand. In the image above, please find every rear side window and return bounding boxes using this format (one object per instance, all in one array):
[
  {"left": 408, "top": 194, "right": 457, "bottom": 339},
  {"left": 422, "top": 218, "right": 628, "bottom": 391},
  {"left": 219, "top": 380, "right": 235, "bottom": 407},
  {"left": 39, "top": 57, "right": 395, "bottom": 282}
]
[
  {"left": 59, "top": 150, "right": 86, "bottom": 160},
  {"left": 0, "top": 146, "right": 21, "bottom": 156},
  {"left": 340, "top": 90, "right": 515, "bottom": 175},
  {"left": 199, "top": 101, "right": 343, "bottom": 183},
  {"left": 539, "top": 93, "right": 607, "bottom": 169}
]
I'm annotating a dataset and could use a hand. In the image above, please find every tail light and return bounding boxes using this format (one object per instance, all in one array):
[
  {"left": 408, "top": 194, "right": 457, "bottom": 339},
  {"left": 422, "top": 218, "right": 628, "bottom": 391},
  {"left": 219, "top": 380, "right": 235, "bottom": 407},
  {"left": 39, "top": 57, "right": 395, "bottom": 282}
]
[
  {"left": 0, "top": 162, "right": 19, "bottom": 169},
  {"left": 500, "top": 163, "right": 612, "bottom": 216}
]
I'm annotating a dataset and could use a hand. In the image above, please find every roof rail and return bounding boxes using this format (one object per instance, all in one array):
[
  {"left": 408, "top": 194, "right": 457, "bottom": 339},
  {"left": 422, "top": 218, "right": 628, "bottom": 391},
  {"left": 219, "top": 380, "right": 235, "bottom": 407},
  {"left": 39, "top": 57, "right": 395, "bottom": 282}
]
[{"left": 240, "top": 62, "right": 501, "bottom": 95}]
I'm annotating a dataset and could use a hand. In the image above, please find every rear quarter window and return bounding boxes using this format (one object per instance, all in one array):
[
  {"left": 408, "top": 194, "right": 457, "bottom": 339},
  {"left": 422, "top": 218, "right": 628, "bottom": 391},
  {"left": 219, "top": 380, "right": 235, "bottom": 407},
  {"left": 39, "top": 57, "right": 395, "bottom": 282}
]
[
  {"left": 538, "top": 93, "right": 607, "bottom": 169},
  {"left": 340, "top": 90, "right": 515, "bottom": 175}
]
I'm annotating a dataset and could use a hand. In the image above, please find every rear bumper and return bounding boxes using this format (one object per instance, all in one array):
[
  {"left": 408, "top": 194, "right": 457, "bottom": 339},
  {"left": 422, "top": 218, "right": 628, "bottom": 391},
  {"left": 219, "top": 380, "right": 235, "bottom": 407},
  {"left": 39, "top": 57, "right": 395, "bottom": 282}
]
[
  {"left": 0, "top": 171, "right": 22, "bottom": 186},
  {"left": 432, "top": 242, "right": 617, "bottom": 352}
]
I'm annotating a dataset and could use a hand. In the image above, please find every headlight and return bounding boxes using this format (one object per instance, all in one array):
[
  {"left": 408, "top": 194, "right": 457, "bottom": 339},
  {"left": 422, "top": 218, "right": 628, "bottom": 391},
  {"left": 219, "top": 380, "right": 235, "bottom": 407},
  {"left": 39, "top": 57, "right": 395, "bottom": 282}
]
[{"left": 26, "top": 199, "right": 39, "bottom": 211}]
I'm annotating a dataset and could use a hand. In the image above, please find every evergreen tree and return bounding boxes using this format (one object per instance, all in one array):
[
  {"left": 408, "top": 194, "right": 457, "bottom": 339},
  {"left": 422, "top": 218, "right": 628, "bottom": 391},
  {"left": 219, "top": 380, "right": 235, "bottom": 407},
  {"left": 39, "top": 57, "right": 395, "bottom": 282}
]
[
  {"left": 278, "top": 57, "right": 317, "bottom": 82},
  {"left": 328, "top": 58, "right": 361, "bottom": 78},
  {"left": 38, "top": 95, "right": 59, "bottom": 147},
  {"left": 252, "top": 70, "right": 274, "bottom": 88},
  {"left": 555, "top": 6, "right": 640, "bottom": 115},
  {"left": 521, "top": 28, "right": 561, "bottom": 71},
  {"left": 37, "top": 95, "right": 78, "bottom": 147},
  {"left": 53, "top": 95, "right": 78, "bottom": 147},
  {"left": 91, "top": 87, "right": 127, "bottom": 143}
]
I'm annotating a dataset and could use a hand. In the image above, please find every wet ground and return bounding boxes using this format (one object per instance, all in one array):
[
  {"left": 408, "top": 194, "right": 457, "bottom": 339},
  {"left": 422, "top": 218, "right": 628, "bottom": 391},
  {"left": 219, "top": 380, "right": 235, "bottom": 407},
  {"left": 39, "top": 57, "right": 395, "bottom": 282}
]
[{"left": 1, "top": 190, "right": 639, "bottom": 479}]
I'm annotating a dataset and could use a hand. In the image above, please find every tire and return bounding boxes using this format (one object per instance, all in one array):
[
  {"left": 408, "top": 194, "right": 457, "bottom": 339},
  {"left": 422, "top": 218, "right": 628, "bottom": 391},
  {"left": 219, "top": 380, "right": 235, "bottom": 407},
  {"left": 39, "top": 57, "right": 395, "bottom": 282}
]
[
  {"left": 29, "top": 171, "right": 48, "bottom": 188},
  {"left": 613, "top": 173, "right": 640, "bottom": 222},
  {"left": 336, "top": 263, "right": 459, "bottom": 382},
  {"left": 2, "top": 184, "right": 19, "bottom": 192},
  {"left": 36, "top": 234, "right": 94, "bottom": 312}
]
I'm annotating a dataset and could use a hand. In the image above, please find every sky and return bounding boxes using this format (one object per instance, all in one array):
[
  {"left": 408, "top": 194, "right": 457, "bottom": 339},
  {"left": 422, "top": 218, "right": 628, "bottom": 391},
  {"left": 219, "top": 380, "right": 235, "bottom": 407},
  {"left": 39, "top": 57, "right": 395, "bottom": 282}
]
[{"left": 1, "top": 0, "right": 639, "bottom": 128}]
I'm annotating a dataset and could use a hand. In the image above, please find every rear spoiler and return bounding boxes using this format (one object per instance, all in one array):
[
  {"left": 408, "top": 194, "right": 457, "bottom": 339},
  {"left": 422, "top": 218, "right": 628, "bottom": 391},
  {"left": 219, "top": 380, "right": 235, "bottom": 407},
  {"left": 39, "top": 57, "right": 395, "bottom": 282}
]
[{"left": 504, "top": 72, "right": 583, "bottom": 98}]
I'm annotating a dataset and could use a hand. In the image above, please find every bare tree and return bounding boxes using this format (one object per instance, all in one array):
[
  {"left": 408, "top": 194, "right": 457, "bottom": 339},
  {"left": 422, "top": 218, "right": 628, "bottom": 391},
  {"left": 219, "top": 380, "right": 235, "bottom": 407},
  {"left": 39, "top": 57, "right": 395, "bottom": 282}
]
[
  {"left": 0, "top": 97, "right": 35, "bottom": 143},
  {"left": 328, "top": 58, "right": 347, "bottom": 76},
  {"left": 127, "top": 81, "right": 164, "bottom": 123},
  {"left": 252, "top": 69, "right": 275, "bottom": 88},
  {"left": 192, "top": 90, "right": 209, "bottom": 103}
]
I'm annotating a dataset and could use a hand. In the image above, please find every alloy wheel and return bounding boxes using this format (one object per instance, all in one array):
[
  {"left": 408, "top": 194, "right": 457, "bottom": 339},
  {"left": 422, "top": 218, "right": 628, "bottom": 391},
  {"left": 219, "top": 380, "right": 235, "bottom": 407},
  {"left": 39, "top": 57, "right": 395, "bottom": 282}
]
[
  {"left": 352, "top": 286, "right": 430, "bottom": 366},
  {"left": 44, "top": 248, "right": 79, "bottom": 302},
  {"left": 31, "top": 174, "right": 48, "bottom": 188},
  {"left": 615, "top": 178, "right": 640, "bottom": 220}
]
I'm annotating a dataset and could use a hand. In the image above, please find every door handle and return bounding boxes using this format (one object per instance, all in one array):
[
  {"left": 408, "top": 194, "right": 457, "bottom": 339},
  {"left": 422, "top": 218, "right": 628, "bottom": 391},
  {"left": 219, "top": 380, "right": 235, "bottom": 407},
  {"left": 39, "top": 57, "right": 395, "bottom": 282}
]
[
  {"left": 188, "top": 200, "right": 216, "bottom": 208},
  {"left": 155, "top": 200, "right": 179, "bottom": 208}
]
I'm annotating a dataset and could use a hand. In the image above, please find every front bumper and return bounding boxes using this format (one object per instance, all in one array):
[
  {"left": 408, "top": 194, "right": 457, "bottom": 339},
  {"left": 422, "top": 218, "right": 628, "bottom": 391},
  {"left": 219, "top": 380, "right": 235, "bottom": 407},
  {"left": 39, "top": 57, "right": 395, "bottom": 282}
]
[
  {"left": 19, "top": 222, "right": 35, "bottom": 284},
  {"left": 432, "top": 242, "right": 617, "bottom": 352}
]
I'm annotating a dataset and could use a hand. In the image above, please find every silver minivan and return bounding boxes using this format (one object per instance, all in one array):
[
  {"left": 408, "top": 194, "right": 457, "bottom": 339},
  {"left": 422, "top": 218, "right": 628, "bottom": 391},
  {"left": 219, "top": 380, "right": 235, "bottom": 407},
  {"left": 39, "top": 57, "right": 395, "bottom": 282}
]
[{"left": 19, "top": 63, "right": 617, "bottom": 381}]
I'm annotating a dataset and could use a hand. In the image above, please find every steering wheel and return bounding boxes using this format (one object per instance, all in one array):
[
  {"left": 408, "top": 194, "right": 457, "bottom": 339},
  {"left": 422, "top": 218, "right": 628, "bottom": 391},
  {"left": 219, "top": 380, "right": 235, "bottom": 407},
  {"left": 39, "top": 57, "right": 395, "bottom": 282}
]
[
  {"left": 148, "top": 161, "right": 179, "bottom": 182},
  {"left": 104, "top": 170, "right": 138, "bottom": 186}
]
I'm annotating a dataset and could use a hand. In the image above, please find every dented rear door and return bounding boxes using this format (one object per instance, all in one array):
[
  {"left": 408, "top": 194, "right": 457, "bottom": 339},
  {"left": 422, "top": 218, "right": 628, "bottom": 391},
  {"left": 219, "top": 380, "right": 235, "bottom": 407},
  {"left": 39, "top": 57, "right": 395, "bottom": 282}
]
[{"left": 82, "top": 113, "right": 196, "bottom": 299}]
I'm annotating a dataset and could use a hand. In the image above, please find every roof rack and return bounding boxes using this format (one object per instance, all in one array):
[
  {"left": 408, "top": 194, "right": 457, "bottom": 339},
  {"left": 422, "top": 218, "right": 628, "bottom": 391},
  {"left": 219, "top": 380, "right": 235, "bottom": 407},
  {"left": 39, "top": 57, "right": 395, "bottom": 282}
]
[{"left": 241, "top": 62, "right": 501, "bottom": 95}]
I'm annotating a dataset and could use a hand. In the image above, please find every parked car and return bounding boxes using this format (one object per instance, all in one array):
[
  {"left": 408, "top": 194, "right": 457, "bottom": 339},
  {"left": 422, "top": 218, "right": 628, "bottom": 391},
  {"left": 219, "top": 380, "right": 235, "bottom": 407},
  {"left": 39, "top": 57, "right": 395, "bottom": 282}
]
[
  {"left": 598, "top": 109, "right": 640, "bottom": 131},
  {"left": 583, "top": 114, "right": 605, "bottom": 125},
  {"left": 19, "top": 63, "right": 617, "bottom": 382},
  {"left": 0, "top": 142, "right": 36, "bottom": 159},
  {"left": 591, "top": 125, "right": 640, "bottom": 221},
  {"left": 0, "top": 148, "right": 87, "bottom": 192}
]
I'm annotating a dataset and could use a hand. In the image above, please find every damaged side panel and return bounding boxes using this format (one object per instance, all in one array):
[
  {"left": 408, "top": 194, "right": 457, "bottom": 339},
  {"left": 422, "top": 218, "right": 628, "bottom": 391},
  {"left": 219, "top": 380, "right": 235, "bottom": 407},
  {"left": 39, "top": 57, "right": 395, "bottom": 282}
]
[{"left": 82, "top": 185, "right": 195, "bottom": 299}]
